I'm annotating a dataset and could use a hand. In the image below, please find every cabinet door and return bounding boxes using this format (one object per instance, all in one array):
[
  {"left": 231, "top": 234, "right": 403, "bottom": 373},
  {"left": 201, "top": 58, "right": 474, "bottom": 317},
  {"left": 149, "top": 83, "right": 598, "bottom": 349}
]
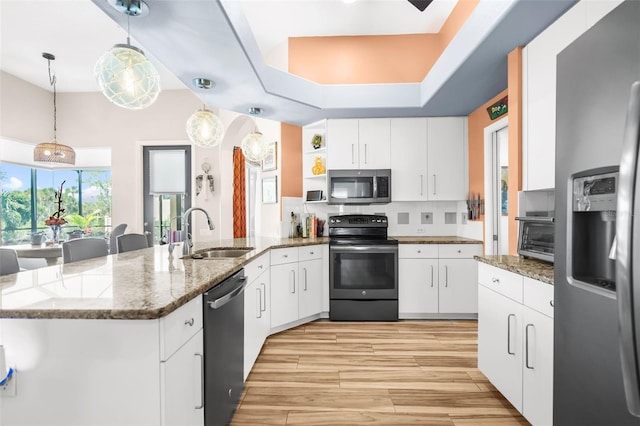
[
  {"left": 390, "top": 118, "right": 428, "bottom": 201},
  {"left": 161, "top": 329, "right": 204, "bottom": 426},
  {"left": 427, "top": 117, "right": 465, "bottom": 200},
  {"left": 478, "top": 285, "right": 523, "bottom": 412},
  {"left": 270, "top": 263, "right": 299, "bottom": 328},
  {"left": 522, "top": 307, "right": 553, "bottom": 426},
  {"left": 327, "top": 119, "right": 359, "bottom": 169},
  {"left": 299, "top": 258, "right": 323, "bottom": 319},
  {"left": 399, "top": 258, "right": 438, "bottom": 315},
  {"left": 438, "top": 258, "right": 477, "bottom": 313},
  {"left": 358, "top": 118, "right": 391, "bottom": 169},
  {"left": 244, "top": 276, "right": 268, "bottom": 380}
]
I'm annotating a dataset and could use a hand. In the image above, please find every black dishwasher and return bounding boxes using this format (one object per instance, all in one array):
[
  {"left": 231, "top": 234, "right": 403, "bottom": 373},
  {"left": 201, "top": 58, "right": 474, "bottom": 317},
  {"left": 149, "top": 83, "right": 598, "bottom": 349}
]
[{"left": 203, "top": 269, "right": 247, "bottom": 425}]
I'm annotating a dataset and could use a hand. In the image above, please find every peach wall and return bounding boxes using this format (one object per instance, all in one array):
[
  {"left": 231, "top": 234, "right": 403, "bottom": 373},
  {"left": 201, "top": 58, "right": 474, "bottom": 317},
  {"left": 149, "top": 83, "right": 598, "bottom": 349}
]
[
  {"left": 507, "top": 47, "right": 523, "bottom": 255},
  {"left": 288, "top": 0, "right": 478, "bottom": 84},
  {"left": 280, "top": 123, "right": 303, "bottom": 199}
]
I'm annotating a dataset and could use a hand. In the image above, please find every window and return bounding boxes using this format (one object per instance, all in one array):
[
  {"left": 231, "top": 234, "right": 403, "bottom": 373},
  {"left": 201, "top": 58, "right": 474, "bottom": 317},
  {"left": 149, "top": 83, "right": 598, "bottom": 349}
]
[{"left": 0, "top": 162, "right": 112, "bottom": 245}]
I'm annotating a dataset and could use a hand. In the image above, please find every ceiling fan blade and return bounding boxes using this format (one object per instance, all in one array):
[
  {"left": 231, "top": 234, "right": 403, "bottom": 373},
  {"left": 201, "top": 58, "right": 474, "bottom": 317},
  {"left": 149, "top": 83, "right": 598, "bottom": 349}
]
[{"left": 408, "top": 0, "right": 433, "bottom": 12}]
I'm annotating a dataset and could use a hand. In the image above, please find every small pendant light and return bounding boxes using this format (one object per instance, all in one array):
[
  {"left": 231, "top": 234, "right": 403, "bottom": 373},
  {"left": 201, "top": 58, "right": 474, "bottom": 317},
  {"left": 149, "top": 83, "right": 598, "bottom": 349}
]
[
  {"left": 186, "top": 79, "right": 224, "bottom": 147},
  {"left": 241, "top": 107, "right": 268, "bottom": 163},
  {"left": 33, "top": 53, "right": 76, "bottom": 165}
]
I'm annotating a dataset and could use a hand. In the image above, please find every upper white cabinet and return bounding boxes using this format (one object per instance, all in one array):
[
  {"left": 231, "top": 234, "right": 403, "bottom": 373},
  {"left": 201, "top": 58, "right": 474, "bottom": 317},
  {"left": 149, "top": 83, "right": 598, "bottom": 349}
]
[
  {"left": 327, "top": 118, "right": 391, "bottom": 169},
  {"left": 390, "top": 117, "right": 467, "bottom": 201},
  {"left": 523, "top": 0, "right": 623, "bottom": 190},
  {"left": 427, "top": 117, "right": 466, "bottom": 200},
  {"left": 390, "top": 118, "right": 428, "bottom": 201}
]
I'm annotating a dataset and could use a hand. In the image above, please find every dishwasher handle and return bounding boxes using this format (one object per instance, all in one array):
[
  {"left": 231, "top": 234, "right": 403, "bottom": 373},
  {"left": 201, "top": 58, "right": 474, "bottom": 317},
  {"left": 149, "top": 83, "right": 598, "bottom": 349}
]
[{"left": 207, "top": 276, "right": 248, "bottom": 310}]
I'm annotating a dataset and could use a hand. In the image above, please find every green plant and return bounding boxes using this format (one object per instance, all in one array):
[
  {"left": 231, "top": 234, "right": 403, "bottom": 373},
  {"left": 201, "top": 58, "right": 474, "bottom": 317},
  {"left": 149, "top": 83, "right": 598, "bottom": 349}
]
[
  {"left": 311, "top": 134, "right": 323, "bottom": 149},
  {"left": 65, "top": 213, "right": 99, "bottom": 233}
]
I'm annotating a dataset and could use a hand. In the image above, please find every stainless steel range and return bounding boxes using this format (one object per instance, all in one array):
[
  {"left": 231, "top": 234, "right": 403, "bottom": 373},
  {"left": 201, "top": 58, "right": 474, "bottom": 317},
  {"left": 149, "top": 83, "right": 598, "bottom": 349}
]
[{"left": 328, "top": 214, "right": 399, "bottom": 321}]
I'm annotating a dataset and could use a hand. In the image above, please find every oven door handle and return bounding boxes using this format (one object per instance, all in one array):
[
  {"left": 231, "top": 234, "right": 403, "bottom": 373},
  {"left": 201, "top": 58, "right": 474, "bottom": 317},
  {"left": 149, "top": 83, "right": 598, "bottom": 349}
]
[{"left": 330, "top": 245, "right": 398, "bottom": 253}]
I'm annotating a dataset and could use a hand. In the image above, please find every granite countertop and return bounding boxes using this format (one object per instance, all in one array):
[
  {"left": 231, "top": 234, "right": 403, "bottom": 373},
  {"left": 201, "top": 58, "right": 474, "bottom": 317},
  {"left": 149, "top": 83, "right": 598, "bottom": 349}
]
[
  {"left": 475, "top": 255, "right": 554, "bottom": 284},
  {"left": 393, "top": 236, "right": 483, "bottom": 244},
  {"left": 0, "top": 237, "right": 327, "bottom": 320}
]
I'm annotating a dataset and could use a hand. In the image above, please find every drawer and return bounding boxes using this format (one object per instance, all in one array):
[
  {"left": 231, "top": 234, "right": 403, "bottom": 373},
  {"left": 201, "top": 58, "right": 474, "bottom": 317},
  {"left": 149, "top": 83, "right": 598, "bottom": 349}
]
[
  {"left": 399, "top": 244, "right": 438, "bottom": 259},
  {"left": 270, "top": 247, "right": 299, "bottom": 265},
  {"left": 439, "top": 244, "right": 482, "bottom": 259},
  {"left": 245, "top": 252, "right": 270, "bottom": 281},
  {"left": 159, "top": 296, "right": 203, "bottom": 361},
  {"left": 524, "top": 277, "right": 554, "bottom": 318},
  {"left": 299, "top": 244, "right": 323, "bottom": 262},
  {"left": 478, "top": 262, "right": 523, "bottom": 303}
]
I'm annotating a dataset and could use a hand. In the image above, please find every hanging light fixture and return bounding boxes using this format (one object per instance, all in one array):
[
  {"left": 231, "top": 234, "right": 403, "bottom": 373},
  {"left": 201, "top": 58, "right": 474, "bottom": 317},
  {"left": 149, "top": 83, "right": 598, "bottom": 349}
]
[
  {"left": 186, "top": 78, "right": 224, "bottom": 147},
  {"left": 94, "top": 0, "right": 160, "bottom": 110},
  {"left": 241, "top": 107, "right": 268, "bottom": 162},
  {"left": 34, "top": 53, "right": 76, "bottom": 165}
]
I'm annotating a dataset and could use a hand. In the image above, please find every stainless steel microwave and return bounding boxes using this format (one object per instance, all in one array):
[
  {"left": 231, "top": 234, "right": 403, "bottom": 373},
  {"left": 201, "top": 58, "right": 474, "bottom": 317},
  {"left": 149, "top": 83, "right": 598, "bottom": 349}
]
[{"left": 327, "top": 169, "right": 391, "bottom": 205}]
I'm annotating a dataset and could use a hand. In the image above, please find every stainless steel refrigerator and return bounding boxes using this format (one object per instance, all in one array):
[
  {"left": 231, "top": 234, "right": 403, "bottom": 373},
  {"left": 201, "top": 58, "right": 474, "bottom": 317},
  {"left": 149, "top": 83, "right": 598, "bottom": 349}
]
[{"left": 555, "top": 1, "right": 640, "bottom": 424}]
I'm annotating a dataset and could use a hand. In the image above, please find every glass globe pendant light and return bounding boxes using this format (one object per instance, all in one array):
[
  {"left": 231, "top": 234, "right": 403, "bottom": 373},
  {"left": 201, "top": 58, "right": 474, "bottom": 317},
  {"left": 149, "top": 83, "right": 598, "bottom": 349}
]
[
  {"left": 186, "top": 107, "right": 224, "bottom": 148},
  {"left": 241, "top": 131, "right": 268, "bottom": 163},
  {"left": 94, "top": 0, "right": 160, "bottom": 110},
  {"left": 34, "top": 53, "right": 76, "bottom": 165}
]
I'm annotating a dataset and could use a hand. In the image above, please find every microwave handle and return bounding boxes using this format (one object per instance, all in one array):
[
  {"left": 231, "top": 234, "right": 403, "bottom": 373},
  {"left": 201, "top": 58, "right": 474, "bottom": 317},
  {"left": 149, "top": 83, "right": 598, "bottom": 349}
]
[{"left": 373, "top": 175, "right": 378, "bottom": 198}]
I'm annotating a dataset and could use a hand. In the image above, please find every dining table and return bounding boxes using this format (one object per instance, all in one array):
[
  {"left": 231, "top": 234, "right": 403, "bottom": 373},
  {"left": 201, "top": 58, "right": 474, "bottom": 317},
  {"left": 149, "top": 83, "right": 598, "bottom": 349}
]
[{"left": 8, "top": 244, "right": 63, "bottom": 266}]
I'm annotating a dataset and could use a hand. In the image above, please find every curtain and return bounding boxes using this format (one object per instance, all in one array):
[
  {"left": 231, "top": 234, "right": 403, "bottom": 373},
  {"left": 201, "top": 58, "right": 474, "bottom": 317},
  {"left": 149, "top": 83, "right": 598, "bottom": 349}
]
[{"left": 233, "top": 147, "right": 246, "bottom": 238}]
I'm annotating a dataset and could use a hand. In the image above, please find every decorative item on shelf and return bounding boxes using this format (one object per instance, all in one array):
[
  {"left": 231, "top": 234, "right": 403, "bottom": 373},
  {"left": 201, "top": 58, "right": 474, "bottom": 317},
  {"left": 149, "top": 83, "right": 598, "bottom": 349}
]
[
  {"left": 94, "top": 0, "right": 160, "bottom": 110},
  {"left": 311, "top": 134, "right": 323, "bottom": 150},
  {"left": 195, "top": 161, "right": 215, "bottom": 200},
  {"left": 262, "top": 141, "right": 277, "bottom": 171},
  {"left": 311, "top": 156, "right": 326, "bottom": 175},
  {"left": 34, "top": 53, "right": 76, "bottom": 165},
  {"left": 466, "top": 192, "right": 485, "bottom": 221},
  {"left": 44, "top": 181, "right": 67, "bottom": 244}
]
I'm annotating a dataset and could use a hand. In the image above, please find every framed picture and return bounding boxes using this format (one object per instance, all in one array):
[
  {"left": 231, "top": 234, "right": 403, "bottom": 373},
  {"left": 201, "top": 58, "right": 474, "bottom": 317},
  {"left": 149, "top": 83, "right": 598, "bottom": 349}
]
[
  {"left": 262, "top": 141, "right": 277, "bottom": 171},
  {"left": 262, "top": 176, "right": 277, "bottom": 204}
]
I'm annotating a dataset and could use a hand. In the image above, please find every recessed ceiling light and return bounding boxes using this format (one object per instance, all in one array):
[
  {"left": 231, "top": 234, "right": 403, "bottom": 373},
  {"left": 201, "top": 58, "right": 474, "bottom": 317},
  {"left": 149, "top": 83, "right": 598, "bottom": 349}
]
[
  {"left": 193, "top": 78, "right": 215, "bottom": 89},
  {"left": 248, "top": 107, "right": 262, "bottom": 115}
]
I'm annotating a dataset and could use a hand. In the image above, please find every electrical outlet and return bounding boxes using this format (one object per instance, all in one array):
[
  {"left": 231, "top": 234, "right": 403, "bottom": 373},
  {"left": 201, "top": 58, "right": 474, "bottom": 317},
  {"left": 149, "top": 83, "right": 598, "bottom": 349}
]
[
  {"left": 461, "top": 212, "right": 468, "bottom": 224},
  {"left": 416, "top": 228, "right": 426, "bottom": 234},
  {"left": 421, "top": 212, "right": 433, "bottom": 225}
]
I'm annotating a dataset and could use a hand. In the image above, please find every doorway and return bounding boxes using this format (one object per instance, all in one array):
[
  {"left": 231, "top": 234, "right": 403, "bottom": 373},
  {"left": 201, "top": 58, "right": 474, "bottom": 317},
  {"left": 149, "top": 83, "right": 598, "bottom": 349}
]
[{"left": 484, "top": 117, "right": 509, "bottom": 255}]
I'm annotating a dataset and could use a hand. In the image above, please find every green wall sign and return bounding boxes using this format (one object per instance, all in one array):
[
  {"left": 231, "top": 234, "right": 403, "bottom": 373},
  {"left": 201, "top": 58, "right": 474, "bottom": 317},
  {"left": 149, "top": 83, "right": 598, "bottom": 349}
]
[{"left": 487, "top": 96, "right": 508, "bottom": 120}]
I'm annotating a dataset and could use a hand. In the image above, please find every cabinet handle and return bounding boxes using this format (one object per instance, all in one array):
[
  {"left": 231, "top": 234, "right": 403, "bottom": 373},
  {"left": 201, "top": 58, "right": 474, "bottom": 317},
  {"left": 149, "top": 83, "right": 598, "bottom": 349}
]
[
  {"left": 290, "top": 270, "right": 296, "bottom": 294},
  {"left": 492, "top": 277, "right": 500, "bottom": 284},
  {"left": 433, "top": 174, "right": 436, "bottom": 195},
  {"left": 310, "top": 251, "right": 314, "bottom": 255},
  {"left": 283, "top": 254, "right": 288, "bottom": 258},
  {"left": 444, "top": 265, "right": 448, "bottom": 287},
  {"left": 364, "top": 143, "right": 368, "bottom": 164},
  {"left": 195, "top": 353, "right": 204, "bottom": 410},
  {"left": 417, "top": 250, "right": 422, "bottom": 254},
  {"left": 351, "top": 144, "right": 355, "bottom": 165},
  {"left": 184, "top": 318, "right": 195, "bottom": 327},
  {"left": 507, "top": 314, "right": 515, "bottom": 355},
  {"left": 303, "top": 267, "right": 308, "bottom": 291},
  {"left": 256, "top": 288, "right": 262, "bottom": 319},
  {"left": 430, "top": 265, "right": 434, "bottom": 287},
  {"left": 420, "top": 174, "right": 424, "bottom": 196},
  {"left": 550, "top": 300, "right": 554, "bottom": 308},
  {"left": 258, "top": 264, "right": 263, "bottom": 269},
  {"left": 260, "top": 283, "right": 267, "bottom": 312},
  {"left": 526, "top": 324, "right": 534, "bottom": 370}
]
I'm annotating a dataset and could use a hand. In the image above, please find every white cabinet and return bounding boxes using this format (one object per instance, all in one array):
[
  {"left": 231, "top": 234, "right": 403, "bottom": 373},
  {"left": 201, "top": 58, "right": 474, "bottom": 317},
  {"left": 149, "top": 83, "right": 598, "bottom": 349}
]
[
  {"left": 327, "top": 118, "right": 390, "bottom": 169},
  {"left": 390, "top": 118, "right": 428, "bottom": 201},
  {"left": 477, "top": 262, "right": 554, "bottom": 426},
  {"left": 522, "top": 0, "right": 623, "bottom": 190},
  {"left": 244, "top": 253, "right": 270, "bottom": 380},
  {"left": 302, "top": 120, "right": 328, "bottom": 200},
  {"left": 270, "top": 245, "right": 324, "bottom": 330},
  {"left": 399, "top": 244, "right": 481, "bottom": 317},
  {"left": 389, "top": 117, "right": 466, "bottom": 201},
  {"left": 161, "top": 329, "right": 204, "bottom": 426},
  {"left": 427, "top": 117, "right": 466, "bottom": 200}
]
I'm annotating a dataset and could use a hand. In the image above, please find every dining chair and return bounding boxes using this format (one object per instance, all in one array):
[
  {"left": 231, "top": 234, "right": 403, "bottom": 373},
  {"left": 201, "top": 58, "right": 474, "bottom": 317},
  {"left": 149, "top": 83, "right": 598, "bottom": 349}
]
[
  {"left": 108, "top": 223, "right": 127, "bottom": 253},
  {"left": 62, "top": 238, "right": 109, "bottom": 263},
  {"left": 0, "top": 248, "right": 20, "bottom": 275},
  {"left": 117, "top": 233, "right": 149, "bottom": 253}
]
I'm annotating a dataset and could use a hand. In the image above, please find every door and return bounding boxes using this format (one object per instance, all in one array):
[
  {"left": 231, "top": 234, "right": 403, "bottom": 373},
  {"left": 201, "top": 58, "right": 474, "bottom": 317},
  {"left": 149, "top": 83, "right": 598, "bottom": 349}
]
[
  {"left": 143, "top": 146, "right": 192, "bottom": 246},
  {"left": 398, "top": 258, "right": 439, "bottom": 314},
  {"left": 358, "top": 118, "right": 391, "bottom": 169},
  {"left": 270, "top": 262, "right": 298, "bottom": 328},
  {"left": 438, "top": 258, "right": 478, "bottom": 313},
  {"left": 483, "top": 118, "right": 509, "bottom": 256},
  {"left": 390, "top": 118, "right": 428, "bottom": 201},
  {"left": 427, "top": 117, "right": 465, "bottom": 200},
  {"left": 327, "top": 119, "right": 359, "bottom": 169},
  {"left": 299, "top": 258, "right": 323, "bottom": 318}
]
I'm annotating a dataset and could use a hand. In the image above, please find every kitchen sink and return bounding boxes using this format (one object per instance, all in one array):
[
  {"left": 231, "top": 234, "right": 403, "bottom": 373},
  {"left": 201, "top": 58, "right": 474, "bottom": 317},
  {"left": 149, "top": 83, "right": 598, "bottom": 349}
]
[{"left": 190, "top": 248, "right": 254, "bottom": 259}]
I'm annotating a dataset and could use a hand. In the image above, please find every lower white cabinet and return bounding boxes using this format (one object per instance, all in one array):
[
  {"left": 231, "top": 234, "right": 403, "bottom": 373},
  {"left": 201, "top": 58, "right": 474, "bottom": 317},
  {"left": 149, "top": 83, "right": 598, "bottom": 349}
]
[
  {"left": 161, "top": 329, "right": 204, "bottom": 426},
  {"left": 477, "top": 262, "right": 554, "bottom": 426},
  {"left": 399, "top": 244, "right": 481, "bottom": 317},
  {"left": 270, "top": 245, "right": 324, "bottom": 330},
  {"left": 244, "top": 257, "right": 270, "bottom": 380}
]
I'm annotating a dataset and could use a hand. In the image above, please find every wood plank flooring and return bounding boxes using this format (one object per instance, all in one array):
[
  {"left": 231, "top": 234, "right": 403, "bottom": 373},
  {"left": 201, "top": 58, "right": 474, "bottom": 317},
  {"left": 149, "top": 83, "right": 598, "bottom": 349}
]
[{"left": 232, "top": 320, "right": 529, "bottom": 425}]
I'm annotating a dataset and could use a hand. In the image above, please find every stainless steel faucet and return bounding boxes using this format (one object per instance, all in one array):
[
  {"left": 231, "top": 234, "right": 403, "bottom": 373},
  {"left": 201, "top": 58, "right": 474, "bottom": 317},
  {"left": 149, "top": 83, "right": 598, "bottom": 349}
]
[{"left": 182, "top": 207, "right": 215, "bottom": 256}]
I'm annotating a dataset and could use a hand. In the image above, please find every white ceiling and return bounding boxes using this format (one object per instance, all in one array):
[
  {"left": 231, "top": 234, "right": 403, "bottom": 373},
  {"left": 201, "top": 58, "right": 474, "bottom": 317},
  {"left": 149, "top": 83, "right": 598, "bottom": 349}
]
[{"left": 1, "top": 0, "right": 578, "bottom": 125}]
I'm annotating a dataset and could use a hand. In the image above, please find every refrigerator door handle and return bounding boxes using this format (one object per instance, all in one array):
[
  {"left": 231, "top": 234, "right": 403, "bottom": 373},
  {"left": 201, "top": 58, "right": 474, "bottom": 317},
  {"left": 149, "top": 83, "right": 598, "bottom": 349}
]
[{"left": 617, "top": 81, "right": 640, "bottom": 417}]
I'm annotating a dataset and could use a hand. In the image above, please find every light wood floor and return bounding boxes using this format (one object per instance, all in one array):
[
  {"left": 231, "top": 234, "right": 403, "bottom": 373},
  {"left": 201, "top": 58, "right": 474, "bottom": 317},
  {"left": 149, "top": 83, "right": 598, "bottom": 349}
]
[{"left": 232, "top": 320, "right": 529, "bottom": 425}]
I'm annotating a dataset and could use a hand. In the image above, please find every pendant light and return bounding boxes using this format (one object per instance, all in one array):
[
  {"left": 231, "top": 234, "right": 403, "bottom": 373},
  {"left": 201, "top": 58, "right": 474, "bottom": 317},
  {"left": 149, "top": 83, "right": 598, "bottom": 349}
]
[
  {"left": 34, "top": 53, "right": 76, "bottom": 165},
  {"left": 186, "top": 79, "right": 224, "bottom": 147},
  {"left": 241, "top": 107, "right": 268, "bottom": 163},
  {"left": 94, "top": 0, "right": 160, "bottom": 110}
]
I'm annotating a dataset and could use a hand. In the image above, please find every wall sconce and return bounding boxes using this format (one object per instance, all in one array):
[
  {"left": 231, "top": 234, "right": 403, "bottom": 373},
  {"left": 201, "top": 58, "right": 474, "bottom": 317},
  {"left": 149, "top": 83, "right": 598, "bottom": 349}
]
[
  {"left": 94, "top": 0, "right": 160, "bottom": 110},
  {"left": 195, "top": 162, "right": 214, "bottom": 200},
  {"left": 33, "top": 53, "right": 76, "bottom": 165}
]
